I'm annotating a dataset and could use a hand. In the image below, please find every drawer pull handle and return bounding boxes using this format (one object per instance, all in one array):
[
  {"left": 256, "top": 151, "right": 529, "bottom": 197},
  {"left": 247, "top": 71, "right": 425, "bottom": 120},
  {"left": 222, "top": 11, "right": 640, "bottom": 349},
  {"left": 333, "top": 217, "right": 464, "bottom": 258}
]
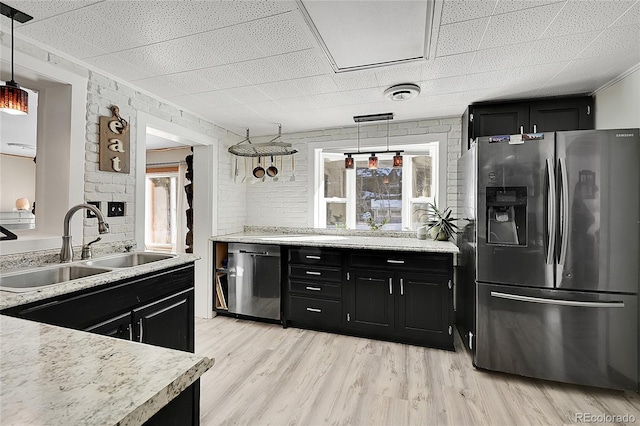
[
  {"left": 387, "top": 259, "right": 405, "bottom": 264},
  {"left": 306, "top": 286, "right": 321, "bottom": 291},
  {"left": 400, "top": 278, "right": 404, "bottom": 295},
  {"left": 306, "top": 271, "right": 322, "bottom": 276},
  {"left": 389, "top": 278, "right": 393, "bottom": 295},
  {"left": 305, "top": 255, "right": 321, "bottom": 260},
  {"left": 306, "top": 307, "right": 322, "bottom": 313}
]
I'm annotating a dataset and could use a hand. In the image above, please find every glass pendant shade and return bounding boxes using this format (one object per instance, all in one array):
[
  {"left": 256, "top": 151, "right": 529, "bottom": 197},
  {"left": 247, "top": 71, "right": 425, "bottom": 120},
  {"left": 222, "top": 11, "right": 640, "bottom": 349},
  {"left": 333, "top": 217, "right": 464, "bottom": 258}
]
[
  {"left": 345, "top": 154, "right": 354, "bottom": 169},
  {"left": 393, "top": 152, "right": 403, "bottom": 168},
  {"left": 368, "top": 154, "right": 378, "bottom": 170},
  {"left": 0, "top": 82, "right": 28, "bottom": 115}
]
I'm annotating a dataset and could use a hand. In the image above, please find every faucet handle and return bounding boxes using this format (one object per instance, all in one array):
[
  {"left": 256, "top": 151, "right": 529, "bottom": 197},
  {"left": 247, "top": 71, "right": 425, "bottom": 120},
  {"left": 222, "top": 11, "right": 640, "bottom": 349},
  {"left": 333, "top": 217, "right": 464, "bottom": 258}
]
[{"left": 81, "top": 237, "right": 101, "bottom": 260}]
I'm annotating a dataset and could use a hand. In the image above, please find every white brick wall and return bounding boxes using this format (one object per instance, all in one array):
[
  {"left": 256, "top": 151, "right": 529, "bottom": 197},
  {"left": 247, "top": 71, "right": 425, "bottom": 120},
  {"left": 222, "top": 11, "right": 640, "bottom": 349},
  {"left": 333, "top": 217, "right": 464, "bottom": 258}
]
[{"left": 244, "top": 117, "right": 463, "bottom": 228}]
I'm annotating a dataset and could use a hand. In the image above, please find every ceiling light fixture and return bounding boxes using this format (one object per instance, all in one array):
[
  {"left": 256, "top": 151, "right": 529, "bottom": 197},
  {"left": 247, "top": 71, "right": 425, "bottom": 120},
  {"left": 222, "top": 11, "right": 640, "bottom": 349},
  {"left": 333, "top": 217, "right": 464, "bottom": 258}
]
[
  {"left": 0, "top": 3, "right": 33, "bottom": 115},
  {"left": 343, "top": 113, "right": 403, "bottom": 170},
  {"left": 384, "top": 83, "right": 421, "bottom": 101}
]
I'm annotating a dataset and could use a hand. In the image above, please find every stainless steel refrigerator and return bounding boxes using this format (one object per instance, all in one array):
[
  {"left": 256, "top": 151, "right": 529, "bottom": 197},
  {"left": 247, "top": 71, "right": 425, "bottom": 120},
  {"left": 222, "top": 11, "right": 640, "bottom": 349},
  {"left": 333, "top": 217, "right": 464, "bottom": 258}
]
[{"left": 457, "top": 129, "right": 639, "bottom": 390}]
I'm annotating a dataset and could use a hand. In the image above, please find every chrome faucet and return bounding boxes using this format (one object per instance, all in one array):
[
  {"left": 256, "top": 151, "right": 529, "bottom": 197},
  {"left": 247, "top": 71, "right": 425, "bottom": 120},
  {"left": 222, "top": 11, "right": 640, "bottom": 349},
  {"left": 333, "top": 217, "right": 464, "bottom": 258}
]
[{"left": 60, "top": 203, "right": 110, "bottom": 263}]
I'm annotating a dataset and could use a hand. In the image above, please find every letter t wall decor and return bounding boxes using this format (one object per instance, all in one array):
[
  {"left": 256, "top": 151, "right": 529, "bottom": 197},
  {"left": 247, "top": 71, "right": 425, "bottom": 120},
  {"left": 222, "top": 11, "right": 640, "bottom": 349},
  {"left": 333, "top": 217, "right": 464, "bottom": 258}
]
[{"left": 99, "top": 105, "right": 130, "bottom": 173}]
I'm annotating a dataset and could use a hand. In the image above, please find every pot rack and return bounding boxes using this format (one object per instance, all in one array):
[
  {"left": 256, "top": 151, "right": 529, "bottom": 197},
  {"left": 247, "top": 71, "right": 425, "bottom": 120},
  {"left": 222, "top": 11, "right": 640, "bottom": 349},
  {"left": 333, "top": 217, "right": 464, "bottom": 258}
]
[{"left": 228, "top": 124, "right": 298, "bottom": 157}]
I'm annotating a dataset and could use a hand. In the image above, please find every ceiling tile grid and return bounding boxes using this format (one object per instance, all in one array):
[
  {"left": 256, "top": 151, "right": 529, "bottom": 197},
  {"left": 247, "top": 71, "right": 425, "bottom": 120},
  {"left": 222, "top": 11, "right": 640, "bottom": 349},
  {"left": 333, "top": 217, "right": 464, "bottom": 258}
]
[
  {"left": 374, "top": 63, "right": 423, "bottom": 88},
  {"left": 493, "top": 0, "right": 565, "bottom": 15},
  {"left": 440, "top": 0, "right": 497, "bottom": 24},
  {"left": 17, "top": 20, "right": 108, "bottom": 60},
  {"left": 254, "top": 80, "right": 305, "bottom": 100},
  {"left": 518, "top": 30, "right": 603, "bottom": 67},
  {"left": 331, "top": 70, "right": 379, "bottom": 91},
  {"left": 83, "top": 54, "right": 155, "bottom": 82},
  {"left": 192, "top": 65, "right": 252, "bottom": 90},
  {"left": 436, "top": 17, "right": 490, "bottom": 56},
  {"left": 469, "top": 42, "right": 536, "bottom": 73},
  {"left": 543, "top": 0, "right": 637, "bottom": 38},
  {"left": 240, "top": 12, "right": 314, "bottom": 57},
  {"left": 577, "top": 24, "right": 640, "bottom": 58},
  {"left": 611, "top": 0, "right": 640, "bottom": 26},
  {"left": 292, "top": 75, "right": 339, "bottom": 96},
  {"left": 420, "top": 52, "right": 475, "bottom": 79}
]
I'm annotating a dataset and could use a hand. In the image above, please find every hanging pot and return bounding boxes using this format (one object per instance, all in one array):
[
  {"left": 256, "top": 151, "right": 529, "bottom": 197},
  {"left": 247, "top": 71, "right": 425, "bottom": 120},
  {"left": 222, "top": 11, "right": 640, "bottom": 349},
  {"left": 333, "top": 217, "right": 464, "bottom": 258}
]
[
  {"left": 253, "top": 157, "right": 265, "bottom": 178},
  {"left": 266, "top": 156, "right": 278, "bottom": 177}
]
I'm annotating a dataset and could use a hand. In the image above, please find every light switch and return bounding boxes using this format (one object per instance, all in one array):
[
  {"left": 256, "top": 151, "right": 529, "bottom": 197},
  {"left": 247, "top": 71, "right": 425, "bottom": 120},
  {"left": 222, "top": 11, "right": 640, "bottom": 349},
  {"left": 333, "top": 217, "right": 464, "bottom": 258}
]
[
  {"left": 86, "top": 201, "right": 101, "bottom": 218},
  {"left": 107, "top": 202, "right": 125, "bottom": 217}
]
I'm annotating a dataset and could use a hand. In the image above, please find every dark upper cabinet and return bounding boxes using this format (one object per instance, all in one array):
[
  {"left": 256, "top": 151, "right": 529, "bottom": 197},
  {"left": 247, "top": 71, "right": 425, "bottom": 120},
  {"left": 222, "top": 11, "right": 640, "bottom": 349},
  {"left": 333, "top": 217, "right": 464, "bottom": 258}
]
[{"left": 462, "top": 95, "right": 594, "bottom": 151}]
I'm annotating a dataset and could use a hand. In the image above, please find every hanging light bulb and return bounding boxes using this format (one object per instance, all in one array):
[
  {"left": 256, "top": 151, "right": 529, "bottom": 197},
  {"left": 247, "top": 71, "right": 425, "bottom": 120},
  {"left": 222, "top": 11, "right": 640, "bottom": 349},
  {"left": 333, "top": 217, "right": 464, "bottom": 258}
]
[
  {"left": 368, "top": 153, "right": 378, "bottom": 170},
  {"left": 345, "top": 154, "right": 354, "bottom": 169},
  {"left": 0, "top": 5, "right": 33, "bottom": 115},
  {"left": 393, "top": 152, "right": 403, "bottom": 168}
]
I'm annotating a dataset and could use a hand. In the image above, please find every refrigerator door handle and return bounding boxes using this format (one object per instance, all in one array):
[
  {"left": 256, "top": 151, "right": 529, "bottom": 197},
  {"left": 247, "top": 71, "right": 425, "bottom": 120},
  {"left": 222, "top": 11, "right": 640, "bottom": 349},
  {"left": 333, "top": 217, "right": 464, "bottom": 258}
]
[
  {"left": 490, "top": 291, "right": 625, "bottom": 308},
  {"left": 546, "top": 158, "right": 557, "bottom": 265},
  {"left": 558, "top": 158, "right": 570, "bottom": 266}
]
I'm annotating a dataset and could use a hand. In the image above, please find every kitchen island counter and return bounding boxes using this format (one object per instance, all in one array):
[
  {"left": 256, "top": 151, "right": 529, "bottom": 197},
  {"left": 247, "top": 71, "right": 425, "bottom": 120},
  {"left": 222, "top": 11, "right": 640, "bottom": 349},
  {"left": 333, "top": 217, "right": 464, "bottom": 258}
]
[
  {"left": 0, "top": 315, "right": 214, "bottom": 426},
  {"left": 211, "top": 232, "right": 459, "bottom": 254}
]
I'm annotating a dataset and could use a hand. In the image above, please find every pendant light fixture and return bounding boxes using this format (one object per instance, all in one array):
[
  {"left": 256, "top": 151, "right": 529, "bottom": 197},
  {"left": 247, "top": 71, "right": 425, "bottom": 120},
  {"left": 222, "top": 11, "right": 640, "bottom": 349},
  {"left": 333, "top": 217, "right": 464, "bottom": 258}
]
[
  {"left": 344, "top": 113, "right": 403, "bottom": 170},
  {"left": 0, "top": 3, "right": 33, "bottom": 115}
]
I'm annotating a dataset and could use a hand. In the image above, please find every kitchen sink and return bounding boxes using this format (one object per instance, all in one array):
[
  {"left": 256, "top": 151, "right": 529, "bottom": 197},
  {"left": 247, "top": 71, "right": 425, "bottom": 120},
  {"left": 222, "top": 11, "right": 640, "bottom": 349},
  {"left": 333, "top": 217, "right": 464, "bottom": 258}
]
[
  {"left": 82, "top": 252, "right": 175, "bottom": 268},
  {"left": 0, "top": 264, "right": 112, "bottom": 293}
]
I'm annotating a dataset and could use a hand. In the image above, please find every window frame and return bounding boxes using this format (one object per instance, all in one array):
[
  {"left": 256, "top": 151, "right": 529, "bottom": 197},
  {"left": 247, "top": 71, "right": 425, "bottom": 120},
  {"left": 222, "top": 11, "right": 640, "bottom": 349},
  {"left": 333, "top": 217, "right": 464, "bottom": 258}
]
[{"left": 309, "top": 133, "right": 448, "bottom": 230}]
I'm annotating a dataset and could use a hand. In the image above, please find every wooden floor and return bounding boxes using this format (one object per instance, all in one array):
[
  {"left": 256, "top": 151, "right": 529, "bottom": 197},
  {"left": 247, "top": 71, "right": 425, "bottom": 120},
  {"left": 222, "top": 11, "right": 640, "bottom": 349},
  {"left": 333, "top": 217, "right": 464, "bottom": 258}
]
[{"left": 196, "top": 316, "right": 640, "bottom": 425}]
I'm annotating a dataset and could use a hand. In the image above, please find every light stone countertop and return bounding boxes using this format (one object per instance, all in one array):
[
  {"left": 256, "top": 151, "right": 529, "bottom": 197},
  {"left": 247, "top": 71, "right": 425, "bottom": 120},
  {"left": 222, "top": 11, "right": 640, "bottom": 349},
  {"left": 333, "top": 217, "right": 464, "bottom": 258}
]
[
  {"left": 0, "top": 253, "right": 199, "bottom": 311},
  {"left": 211, "top": 232, "right": 460, "bottom": 254},
  {"left": 0, "top": 315, "right": 214, "bottom": 426}
]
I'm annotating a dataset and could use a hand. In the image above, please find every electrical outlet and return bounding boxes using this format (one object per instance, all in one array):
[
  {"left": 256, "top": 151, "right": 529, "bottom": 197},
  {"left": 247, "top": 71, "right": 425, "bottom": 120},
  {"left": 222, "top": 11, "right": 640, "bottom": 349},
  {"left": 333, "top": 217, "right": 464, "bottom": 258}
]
[
  {"left": 86, "top": 201, "right": 101, "bottom": 218},
  {"left": 107, "top": 202, "right": 125, "bottom": 217}
]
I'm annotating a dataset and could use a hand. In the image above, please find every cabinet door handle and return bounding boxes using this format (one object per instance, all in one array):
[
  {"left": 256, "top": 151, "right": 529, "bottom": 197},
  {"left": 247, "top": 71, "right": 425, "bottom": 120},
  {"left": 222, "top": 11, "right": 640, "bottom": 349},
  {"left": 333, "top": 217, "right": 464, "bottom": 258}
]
[
  {"left": 400, "top": 278, "right": 404, "bottom": 295},
  {"left": 305, "top": 286, "right": 321, "bottom": 291},
  {"left": 533, "top": 124, "right": 537, "bottom": 133},
  {"left": 305, "top": 255, "right": 321, "bottom": 260},
  {"left": 387, "top": 259, "right": 405, "bottom": 264},
  {"left": 306, "top": 271, "right": 321, "bottom": 276},
  {"left": 138, "top": 320, "right": 143, "bottom": 343},
  {"left": 306, "top": 307, "right": 322, "bottom": 313},
  {"left": 520, "top": 125, "right": 524, "bottom": 134},
  {"left": 127, "top": 324, "right": 133, "bottom": 341},
  {"left": 389, "top": 278, "right": 393, "bottom": 295}
]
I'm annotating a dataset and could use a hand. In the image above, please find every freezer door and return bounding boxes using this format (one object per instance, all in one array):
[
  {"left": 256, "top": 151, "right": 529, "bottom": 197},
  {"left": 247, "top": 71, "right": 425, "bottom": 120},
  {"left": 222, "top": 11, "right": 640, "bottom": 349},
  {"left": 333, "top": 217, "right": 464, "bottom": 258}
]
[
  {"left": 476, "top": 283, "right": 638, "bottom": 391},
  {"left": 556, "top": 129, "right": 639, "bottom": 293},
  {"left": 476, "top": 133, "right": 555, "bottom": 287}
]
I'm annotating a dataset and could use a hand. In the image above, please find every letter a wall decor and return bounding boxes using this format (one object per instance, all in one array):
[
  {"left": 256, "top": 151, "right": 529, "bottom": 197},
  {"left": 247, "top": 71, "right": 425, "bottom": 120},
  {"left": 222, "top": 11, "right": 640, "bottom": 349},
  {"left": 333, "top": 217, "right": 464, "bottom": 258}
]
[{"left": 99, "top": 105, "right": 130, "bottom": 173}]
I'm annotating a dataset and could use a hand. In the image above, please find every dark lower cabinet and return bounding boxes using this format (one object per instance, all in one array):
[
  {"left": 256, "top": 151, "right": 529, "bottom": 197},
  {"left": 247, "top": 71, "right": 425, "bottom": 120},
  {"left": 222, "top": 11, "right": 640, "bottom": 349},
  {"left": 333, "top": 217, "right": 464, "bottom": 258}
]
[
  {"left": 348, "top": 269, "right": 394, "bottom": 333},
  {"left": 85, "top": 311, "right": 133, "bottom": 339}
]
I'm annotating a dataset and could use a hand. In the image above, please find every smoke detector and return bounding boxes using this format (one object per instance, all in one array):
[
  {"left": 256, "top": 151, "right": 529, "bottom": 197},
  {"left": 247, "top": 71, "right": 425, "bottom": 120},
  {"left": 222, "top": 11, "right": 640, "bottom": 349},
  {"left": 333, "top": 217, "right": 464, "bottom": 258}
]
[{"left": 384, "top": 83, "right": 421, "bottom": 101}]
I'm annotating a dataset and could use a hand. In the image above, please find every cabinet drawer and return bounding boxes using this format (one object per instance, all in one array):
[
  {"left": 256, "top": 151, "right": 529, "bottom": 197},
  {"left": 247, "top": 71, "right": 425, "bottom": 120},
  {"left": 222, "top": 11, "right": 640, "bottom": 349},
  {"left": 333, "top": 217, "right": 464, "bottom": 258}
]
[
  {"left": 289, "top": 295, "right": 341, "bottom": 327},
  {"left": 350, "top": 251, "right": 451, "bottom": 274},
  {"left": 290, "top": 280, "right": 341, "bottom": 299},
  {"left": 289, "top": 247, "right": 342, "bottom": 266},
  {"left": 289, "top": 264, "right": 342, "bottom": 283}
]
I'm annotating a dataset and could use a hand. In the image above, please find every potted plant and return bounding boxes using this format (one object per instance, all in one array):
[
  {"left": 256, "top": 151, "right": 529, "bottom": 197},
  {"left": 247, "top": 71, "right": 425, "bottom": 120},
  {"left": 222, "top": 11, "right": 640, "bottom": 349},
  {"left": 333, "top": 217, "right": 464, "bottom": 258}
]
[{"left": 423, "top": 202, "right": 458, "bottom": 241}]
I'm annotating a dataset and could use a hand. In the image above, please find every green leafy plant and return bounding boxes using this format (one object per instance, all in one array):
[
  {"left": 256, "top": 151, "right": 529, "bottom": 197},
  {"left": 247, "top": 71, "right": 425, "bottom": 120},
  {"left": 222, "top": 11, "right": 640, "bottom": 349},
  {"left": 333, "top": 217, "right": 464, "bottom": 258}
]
[
  {"left": 365, "top": 215, "right": 389, "bottom": 231},
  {"left": 421, "top": 202, "right": 458, "bottom": 241}
]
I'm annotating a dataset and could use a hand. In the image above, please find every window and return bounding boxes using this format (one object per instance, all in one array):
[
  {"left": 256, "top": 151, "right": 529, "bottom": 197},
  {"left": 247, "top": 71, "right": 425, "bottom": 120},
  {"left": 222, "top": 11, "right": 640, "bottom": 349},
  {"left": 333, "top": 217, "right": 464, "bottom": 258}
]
[
  {"left": 318, "top": 142, "right": 440, "bottom": 230},
  {"left": 145, "top": 168, "right": 179, "bottom": 251}
]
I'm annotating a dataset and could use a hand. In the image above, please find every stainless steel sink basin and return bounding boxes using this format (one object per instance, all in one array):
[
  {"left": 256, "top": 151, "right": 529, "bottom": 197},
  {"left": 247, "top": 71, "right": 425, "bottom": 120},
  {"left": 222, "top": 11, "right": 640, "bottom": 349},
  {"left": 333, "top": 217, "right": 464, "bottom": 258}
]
[
  {"left": 0, "top": 265, "right": 112, "bottom": 293},
  {"left": 83, "top": 252, "right": 175, "bottom": 268}
]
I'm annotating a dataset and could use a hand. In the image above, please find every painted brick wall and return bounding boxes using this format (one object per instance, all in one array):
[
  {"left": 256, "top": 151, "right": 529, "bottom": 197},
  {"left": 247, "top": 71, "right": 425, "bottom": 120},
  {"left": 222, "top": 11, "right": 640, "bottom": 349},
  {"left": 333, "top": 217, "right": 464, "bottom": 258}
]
[{"left": 244, "top": 117, "right": 463, "bottom": 228}]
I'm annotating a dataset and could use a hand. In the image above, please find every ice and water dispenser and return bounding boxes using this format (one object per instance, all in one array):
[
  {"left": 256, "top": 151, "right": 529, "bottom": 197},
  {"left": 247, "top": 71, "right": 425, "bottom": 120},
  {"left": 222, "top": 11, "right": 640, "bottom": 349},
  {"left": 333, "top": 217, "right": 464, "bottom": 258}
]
[{"left": 486, "top": 187, "right": 527, "bottom": 245}]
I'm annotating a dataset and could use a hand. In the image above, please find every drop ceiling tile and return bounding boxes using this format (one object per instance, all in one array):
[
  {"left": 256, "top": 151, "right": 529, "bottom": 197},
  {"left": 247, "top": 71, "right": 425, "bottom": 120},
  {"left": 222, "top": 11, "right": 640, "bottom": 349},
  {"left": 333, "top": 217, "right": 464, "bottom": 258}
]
[
  {"left": 199, "top": 27, "right": 265, "bottom": 65},
  {"left": 479, "top": 2, "right": 565, "bottom": 50},
  {"left": 543, "top": 0, "right": 636, "bottom": 38},
  {"left": 436, "top": 18, "right": 490, "bottom": 57},
  {"left": 454, "top": 88, "right": 503, "bottom": 105},
  {"left": 460, "top": 69, "right": 514, "bottom": 91},
  {"left": 494, "top": 0, "right": 564, "bottom": 15},
  {"left": 503, "top": 62, "right": 569, "bottom": 87},
  {"left": 218, "top": 103, "right": 262, "bottom": 118},
  {"left": 83, "top": 54, "right": 154, "bottom": 81},
  {"left": 241, "top": 12, "right": 313, "bottom": 57},
  {"left": 492, "top": 85, "right": 541, "bottom": 100},
  {"left": 414, "top": 93, "right": 459, "bottom": 107},
  {"left": 169, "top": 93, "right": 219, "bottom": 111},
  {"left": 611, "top": 1, "right": 640, "bottom": 27},
  {"left": 229, "top": 57, "right": 285, "bottom": 84},
  {"left": 193, "top": 65, "right": 252, "bottom": 90},
  {"left": 307, "top": 92, "right": 353, "bottom": 109},
  {"left": 470, "top": 42, "right": 535, "bottom": 73},
  {"left": 226, "top": 86, "right": 271, "bottom": 104},
  {"left": 244, "top": 100, "right": 289, "bottom": 116},
  {"left": 577, "top": 24, "right": 640, "bottom": 58},
  {"left": 117, "top": 37, "right": 226, "bottom": 76},
  {"left": 421, "top": 52, "right": 475, "bottom": 79},
  {"left": 331, "top": 70, "right": 379, "bottom": 91},
  {"left": 131, "top": 76, "right": 188, "bottom": 99},
  {"left": 192, "top": 90, "right": 242, "bottom": 109},
  {"left": 277, "top": 96, "right": 318, "bottom": 112},
  {"left": 519, "top": 31, "right": 602, "bottom": 67},
  {"left": 9, "top": 1, "right": 99, "bottom": 24},
  {"left": 293, "top": 75, "right": 339, "bottom": 96},
  {"left": 374, "top": 63, "right": 423, "bottom": 88},
  {"left": 254, "top": 81, "right": 304, "bottom": 100},
  {"left": 440, "top": 0, "right": 497, "bottom": 24},
  {"left": 419, "top": 76, "right": 463, "bottom": 96},
  {"left": 543, "top": 56, "right": 622, "bottom": 91},
  {"left": 271, "top": 49, "right": 332, "bottom": 79},
  {"left": 17, "top": 21, "right": 107, "bottom": 59}
]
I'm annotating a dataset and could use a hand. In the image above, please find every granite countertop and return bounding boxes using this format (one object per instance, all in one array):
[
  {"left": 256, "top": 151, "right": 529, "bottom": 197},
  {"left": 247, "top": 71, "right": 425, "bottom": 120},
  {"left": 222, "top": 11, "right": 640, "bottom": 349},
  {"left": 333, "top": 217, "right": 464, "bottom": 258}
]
[
  {"left": 0, "top": 253, "right": 200, "bottom": 311},
  {"left": 211, "top": 232, "right": 460, "bottom": 254},
  {"left": 0, "top": 315, "right": 214, "bottom": 425}
]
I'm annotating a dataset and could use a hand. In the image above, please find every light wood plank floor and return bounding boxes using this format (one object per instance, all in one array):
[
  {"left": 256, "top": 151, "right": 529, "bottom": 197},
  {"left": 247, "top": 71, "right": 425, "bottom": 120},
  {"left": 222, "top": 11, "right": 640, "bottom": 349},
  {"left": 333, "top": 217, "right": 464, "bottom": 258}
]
[{"left": 196, "top": 316, "right": 640, "bottom": 425}]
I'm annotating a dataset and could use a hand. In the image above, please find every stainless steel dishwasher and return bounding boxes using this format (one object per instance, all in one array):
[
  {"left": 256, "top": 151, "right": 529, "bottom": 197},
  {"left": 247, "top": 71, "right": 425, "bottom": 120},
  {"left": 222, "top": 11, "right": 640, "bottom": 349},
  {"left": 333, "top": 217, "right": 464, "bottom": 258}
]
[{"left": 227, "top": 243, "right": 281, "bottom": 321}]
